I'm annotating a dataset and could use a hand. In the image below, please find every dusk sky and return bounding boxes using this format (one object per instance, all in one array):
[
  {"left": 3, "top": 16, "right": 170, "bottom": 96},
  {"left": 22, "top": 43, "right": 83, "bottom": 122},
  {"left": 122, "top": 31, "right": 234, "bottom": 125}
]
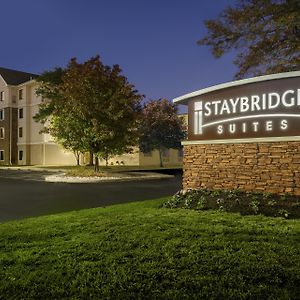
[{"left": 2, "top": 0, "right": 237, "bottom": 112}]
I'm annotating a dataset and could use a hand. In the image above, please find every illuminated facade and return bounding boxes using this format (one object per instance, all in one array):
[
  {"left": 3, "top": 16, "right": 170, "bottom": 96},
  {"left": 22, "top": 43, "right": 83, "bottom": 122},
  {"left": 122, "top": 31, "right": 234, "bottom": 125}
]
[
  {"left": 0, "top": 67, "right": 85, "bottom": 166},
  {"left": 0, "top": 67, "right": 185, "bottom": 167}
]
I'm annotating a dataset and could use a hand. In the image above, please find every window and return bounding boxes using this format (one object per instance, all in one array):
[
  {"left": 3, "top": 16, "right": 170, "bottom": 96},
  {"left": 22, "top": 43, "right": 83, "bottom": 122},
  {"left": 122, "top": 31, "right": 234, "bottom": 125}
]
[
  {"left": 0, "top": 127, "right": 4, "bottom": 139},
  {"left": 18, "top": 89, "right": 23, "bottom": 100},
  {"left": 143, "top": 151, "right": 152, "bottom": 157},
  {"left": 19, "top": 108, "right": 23, "bottom": 119},
  {"left": 19, "top": 150, "right": 23, "bottom": 161},
  {"left": 0, "top": 150, "right": 4, "bottom": 161},
  {"left": 0, "top": 109, "right": 4, "bottom": 121},
  {"left": 19, "top": 127, "right": 23, "bottom": 138},
  {"left": 0, "top": 91, "right": 4, "bottom": 101}
]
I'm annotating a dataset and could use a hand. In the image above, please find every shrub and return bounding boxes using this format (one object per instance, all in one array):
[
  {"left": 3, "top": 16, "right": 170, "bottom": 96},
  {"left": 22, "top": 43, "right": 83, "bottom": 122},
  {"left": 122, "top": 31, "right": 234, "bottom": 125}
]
[{"left": 163, "top": 189, "right": 300, "bottom": 219}]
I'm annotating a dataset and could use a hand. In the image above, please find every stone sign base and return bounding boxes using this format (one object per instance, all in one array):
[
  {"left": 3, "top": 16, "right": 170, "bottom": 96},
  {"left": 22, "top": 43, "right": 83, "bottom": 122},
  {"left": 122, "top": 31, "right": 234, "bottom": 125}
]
[{"left": 183, "top": 141, "right": 300, "bottom": 195}]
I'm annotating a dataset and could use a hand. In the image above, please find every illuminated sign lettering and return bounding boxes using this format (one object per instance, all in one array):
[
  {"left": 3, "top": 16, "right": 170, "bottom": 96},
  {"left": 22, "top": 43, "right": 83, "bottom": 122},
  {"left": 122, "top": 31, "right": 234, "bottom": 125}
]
[{"left": 186, "top": 75, "right": 300, "bottom": 141}]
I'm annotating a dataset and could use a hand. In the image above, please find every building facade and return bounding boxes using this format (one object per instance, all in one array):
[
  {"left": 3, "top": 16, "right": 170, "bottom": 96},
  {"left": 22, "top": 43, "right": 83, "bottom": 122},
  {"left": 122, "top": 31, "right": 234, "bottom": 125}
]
[
  {"left": 0, "top": 67, "right": 77, "bottom": 166},
  {"left": 0, "top": 67, "right": 184, "bottom": 167}
]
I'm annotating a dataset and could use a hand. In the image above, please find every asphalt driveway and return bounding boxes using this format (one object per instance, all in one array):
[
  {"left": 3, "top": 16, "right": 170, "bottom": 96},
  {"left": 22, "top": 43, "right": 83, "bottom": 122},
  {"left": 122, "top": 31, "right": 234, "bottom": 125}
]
[{"left": 0, "top": 169, "right": 182, "bottom": 223}]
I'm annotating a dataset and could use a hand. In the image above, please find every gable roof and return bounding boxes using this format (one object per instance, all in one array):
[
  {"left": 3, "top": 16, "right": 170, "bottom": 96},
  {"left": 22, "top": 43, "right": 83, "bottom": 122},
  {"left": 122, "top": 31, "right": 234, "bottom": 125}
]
[{"left": 0, "top": 67, "right": 39, "bottom": 85}]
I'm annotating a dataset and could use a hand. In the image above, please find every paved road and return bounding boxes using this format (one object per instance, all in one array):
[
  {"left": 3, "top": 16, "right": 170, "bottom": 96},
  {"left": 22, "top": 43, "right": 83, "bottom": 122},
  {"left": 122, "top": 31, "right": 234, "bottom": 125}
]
[
  {"left": 0, "top": 169, "right": 182, "bottom": 223},
  {"left": 0, "top": 169, "right": 56, "bottom": 182}
]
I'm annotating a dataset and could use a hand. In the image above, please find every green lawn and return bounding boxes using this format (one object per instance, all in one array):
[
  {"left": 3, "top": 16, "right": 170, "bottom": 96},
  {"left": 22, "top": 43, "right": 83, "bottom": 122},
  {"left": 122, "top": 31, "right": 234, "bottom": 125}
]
[{"left": 1, "top": 198, "right": 300, "bottom": 299}]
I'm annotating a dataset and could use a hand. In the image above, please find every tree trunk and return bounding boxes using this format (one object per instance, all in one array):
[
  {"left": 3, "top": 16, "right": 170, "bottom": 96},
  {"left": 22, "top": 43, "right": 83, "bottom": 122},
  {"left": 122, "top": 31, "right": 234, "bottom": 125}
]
[
  {"left": 103, "top": 151, "right": 109, "bottom": 167},
  {"left": 94, "top": 156, "right": 100, "bottom": 172},
  {"left": 159, "top": 149, "right": 163, "bottom": 168},
  {"left": 89, "top": 151, "right": 94, "bottom": 166},
  {"left": 73, "top": 151, "right": 80, "bottom": 166}
]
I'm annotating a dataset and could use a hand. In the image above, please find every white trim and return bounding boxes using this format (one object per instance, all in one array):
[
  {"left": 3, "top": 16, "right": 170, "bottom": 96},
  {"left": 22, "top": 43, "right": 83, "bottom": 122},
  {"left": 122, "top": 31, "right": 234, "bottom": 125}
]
[
  {"left": 182, "top": 135, "right": 300, "bottom": 145},
  {"left": 173, "top": 71, "right": 300, "bottom": 104},
  {"left": 17, "top": 79, "right": 36, "bottom": 88},
  {"left": 0, "top": 75, "right": 8, "bottom": 87}
]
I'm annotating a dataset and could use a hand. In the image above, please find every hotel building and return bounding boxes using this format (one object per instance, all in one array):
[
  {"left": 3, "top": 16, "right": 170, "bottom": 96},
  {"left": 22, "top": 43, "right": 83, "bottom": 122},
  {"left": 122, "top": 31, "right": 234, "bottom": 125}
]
[
  {"left": 0, "top": 67, "right": 77, "bottom": 165},
  {"left": 0, "top": 67, "right": 184, "bottom": 167}
]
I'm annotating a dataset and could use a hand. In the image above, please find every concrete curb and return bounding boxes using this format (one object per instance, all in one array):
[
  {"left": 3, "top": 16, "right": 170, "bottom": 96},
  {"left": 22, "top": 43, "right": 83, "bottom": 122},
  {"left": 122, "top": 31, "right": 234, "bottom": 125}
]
[{"left": 45, "top": 172, "right": 174, "bottom": 183}]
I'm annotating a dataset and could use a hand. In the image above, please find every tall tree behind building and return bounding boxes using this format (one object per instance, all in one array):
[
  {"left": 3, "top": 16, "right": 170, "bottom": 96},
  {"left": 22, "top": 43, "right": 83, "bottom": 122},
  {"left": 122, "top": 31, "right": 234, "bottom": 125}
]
[{"left": 198, "top": 0, "right": 300, "bottom": 79}]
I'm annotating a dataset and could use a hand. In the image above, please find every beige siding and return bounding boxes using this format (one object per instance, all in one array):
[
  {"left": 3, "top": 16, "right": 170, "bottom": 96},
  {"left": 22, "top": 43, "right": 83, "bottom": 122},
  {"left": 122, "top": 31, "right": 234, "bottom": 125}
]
[
  {"left": 43, "top": 144, "right": 77, "bottom": 165},
  {"left": 139, "top": 149, "right": 183, "bottom": 167},
  {"left": 103, "top": 148, "right": 140, "bottom": 166}
]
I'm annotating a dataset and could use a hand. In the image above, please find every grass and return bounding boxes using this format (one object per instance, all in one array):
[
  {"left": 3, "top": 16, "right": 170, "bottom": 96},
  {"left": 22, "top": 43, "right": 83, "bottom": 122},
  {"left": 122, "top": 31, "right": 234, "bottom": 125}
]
[
  {"left": 0, "top": 198, "right": 300, "bottom": 299},
  {"left": 33, "top": 164, "right": 182, "bottom": 171},
  {"left": 0, "top": 164, "right": 182, "bottom": 178},
  {"left": 60, "top": 165, "right": 182, "bottom": 177},
  {"left": 19, "top": 164, "right": 182, "bottom": 177}
]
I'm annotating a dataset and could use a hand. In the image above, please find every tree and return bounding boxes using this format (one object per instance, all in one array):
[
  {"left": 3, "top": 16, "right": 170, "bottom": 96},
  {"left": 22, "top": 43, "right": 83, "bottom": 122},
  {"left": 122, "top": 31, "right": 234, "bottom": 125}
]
[
  {"left": 49, "top": 115, "right": 86, "bottom": 165},
  {"left": 138, "top": 99, "right": 186, "bottom": 167},
  {"left": 35, "top": 56, "right": 143, "bottom": 171},
  {"left": 198, "top": 0, "right": 300, "bottom": 79}
]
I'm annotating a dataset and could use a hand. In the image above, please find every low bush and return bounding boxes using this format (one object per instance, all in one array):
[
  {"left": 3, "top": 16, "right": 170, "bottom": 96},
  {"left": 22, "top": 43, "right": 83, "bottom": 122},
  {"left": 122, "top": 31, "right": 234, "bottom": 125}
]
[{"left": 163, "top": 189, "right": 300, "bottom": 219}]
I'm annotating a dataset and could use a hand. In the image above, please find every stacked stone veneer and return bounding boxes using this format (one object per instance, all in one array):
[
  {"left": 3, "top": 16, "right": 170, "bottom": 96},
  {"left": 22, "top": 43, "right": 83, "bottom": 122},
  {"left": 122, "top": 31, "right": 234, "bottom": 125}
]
[{"left": 183, "top": 141, "right": 300, "bottom": 195}]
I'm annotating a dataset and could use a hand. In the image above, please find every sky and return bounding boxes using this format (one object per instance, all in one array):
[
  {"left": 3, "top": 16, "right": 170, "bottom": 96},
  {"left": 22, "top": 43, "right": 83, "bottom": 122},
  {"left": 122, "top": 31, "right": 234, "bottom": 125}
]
[{"left": 1, "top": 0, "right": 237, "bottom": 113}]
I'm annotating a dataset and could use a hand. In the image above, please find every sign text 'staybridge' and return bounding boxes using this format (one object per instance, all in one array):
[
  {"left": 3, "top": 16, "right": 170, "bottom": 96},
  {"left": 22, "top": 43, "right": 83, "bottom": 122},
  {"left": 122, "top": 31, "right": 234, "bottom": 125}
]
[
  {"left": 202, "top": 89, "right": 300, "bottom": 117},
  {"left": 189, "top": 76, "right": 300, "bottom": 141}
]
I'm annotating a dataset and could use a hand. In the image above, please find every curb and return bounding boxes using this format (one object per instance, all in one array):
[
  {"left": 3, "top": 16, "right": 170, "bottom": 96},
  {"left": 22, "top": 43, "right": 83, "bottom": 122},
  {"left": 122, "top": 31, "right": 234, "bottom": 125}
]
[{"left": 45, "top": 172, "right": 174, "bottom": 183}]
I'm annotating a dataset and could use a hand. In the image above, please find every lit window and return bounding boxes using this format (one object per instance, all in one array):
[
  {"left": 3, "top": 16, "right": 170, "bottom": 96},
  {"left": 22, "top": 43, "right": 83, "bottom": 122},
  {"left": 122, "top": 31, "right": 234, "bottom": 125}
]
[
  {"left": 19, "top": 150, "right": 23, "bottom": 161},
  {"left": 19, "top": 108, "right": 23, "bottom": 119},
  {"left": 0, "top": 127, "right": 4, "bottom": 139},
  {"left": 0, "top": 109, "right": 4, "bottom": 121},
  {"left": 0, "top": 91, "right": 4, "bottom": 101},
  {"left": 0, "top": 150, "right": 4, "bottom": 161},
  {"left": 19, "top": 127, "right": 23, "bottom": 138},
  {"left": 18, "top": 89, "right": 23, "bottom": 100}
]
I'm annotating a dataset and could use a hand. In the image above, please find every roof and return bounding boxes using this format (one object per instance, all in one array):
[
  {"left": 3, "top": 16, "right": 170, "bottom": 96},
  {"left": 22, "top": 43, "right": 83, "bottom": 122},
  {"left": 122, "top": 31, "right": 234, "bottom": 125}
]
[
  {"left": 173, "top": 71, "right": 300, "bottom": 105},
  {"left": 0, "top": 67, "right": 39, "bottom": 85}
]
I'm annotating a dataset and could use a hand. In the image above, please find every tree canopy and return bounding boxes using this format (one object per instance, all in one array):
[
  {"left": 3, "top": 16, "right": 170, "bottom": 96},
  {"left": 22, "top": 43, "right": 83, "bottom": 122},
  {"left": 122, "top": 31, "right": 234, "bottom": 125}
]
[
  {"left": 35, "top": 56, "right": 143, "bottom": 170},
  {"left": 138, "top": 99, "right": 186, "bottom": 167},
  {"left": 198, "top": 0, "right": 300, "bottom": 79}
]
